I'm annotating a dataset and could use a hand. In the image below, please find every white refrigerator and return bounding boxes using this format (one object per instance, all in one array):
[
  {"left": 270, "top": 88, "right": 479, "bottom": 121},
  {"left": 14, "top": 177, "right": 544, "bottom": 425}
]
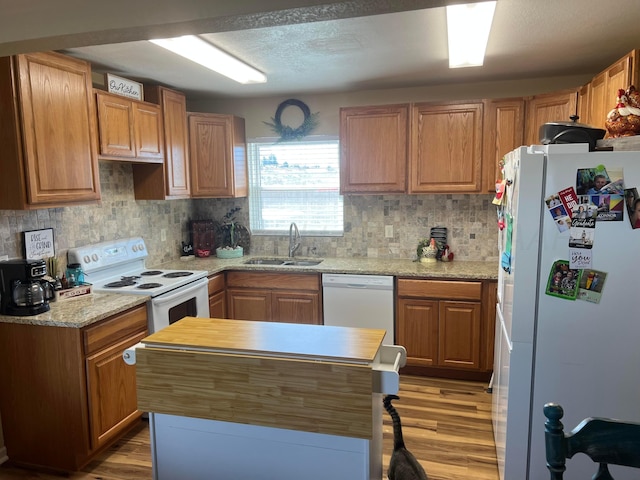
[{"left": 492, "top": 143, "right": 640, "bottom": 480}]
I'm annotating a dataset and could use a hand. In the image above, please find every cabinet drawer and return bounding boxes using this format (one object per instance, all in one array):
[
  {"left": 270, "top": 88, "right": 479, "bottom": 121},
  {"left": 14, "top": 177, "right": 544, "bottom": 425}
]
[
  {"left": 208, "top": 273, "right": 225, "bottom": 295},
  {"left": 397, "top": 279, "right": 481, "bottom": 301},
  {"left": 83, "top": 305, "right": 147, "bottom": 355},
  {"left": 226, "top": 271, "right": 320, "bottom": 291}
]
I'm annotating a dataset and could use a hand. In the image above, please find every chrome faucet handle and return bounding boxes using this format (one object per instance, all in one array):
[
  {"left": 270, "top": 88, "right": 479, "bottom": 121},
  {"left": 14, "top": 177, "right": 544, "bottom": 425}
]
[{"left": 289, "top": 222, "right": 301, "bottom": 257}]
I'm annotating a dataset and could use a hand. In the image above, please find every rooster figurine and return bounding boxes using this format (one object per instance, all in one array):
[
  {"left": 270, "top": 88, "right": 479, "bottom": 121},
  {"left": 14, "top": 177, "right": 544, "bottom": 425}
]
[{"left": 604, "top": 86, "right": 640, "bottom": 138}]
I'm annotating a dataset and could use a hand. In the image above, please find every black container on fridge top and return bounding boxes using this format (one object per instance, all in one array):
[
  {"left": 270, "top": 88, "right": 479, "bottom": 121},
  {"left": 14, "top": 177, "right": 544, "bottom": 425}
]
[{"left": 0, "top": 259, "right": 51, "bottom": 316}]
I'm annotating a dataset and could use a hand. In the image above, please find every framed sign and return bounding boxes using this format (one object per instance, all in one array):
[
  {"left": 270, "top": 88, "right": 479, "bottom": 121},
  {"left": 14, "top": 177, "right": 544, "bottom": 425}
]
[
  {"left": 23, "top": 228, "right": 55, "bottom": 260},
  {"left": 105, "top": 73, "right": 143, "bottom": 101}
]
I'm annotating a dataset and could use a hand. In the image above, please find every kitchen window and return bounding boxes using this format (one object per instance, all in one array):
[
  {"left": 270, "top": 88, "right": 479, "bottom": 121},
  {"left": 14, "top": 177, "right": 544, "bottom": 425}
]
[{"left": 247, "top": 137, "right": 343, "bottom": 236}]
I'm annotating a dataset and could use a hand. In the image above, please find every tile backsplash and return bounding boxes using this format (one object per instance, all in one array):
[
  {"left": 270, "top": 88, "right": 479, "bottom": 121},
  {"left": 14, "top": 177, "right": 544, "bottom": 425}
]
[{"left": 0, "top": 162, "right": 498, "bottom": 272}]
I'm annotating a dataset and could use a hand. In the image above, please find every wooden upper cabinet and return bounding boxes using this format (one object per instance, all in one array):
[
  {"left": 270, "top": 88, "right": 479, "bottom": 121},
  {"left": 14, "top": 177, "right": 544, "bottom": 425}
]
[
  {"left": 482, "top": 98, "right": 524, "bottom": 193},
  {"left": 188, "top": 113, "right": 248, "bottom": 198},
  {"left": 587, "top": 50, "right": 638, "bottom": 131},
  {"left": 0, "top": 51, "right": 101, "bottom": 209},
  {"left": 577, "top": 83, "right": 591, "bottom": 126},
  {"left": 524, "top": 89, "right": 578, "bottom": 146},
  {"left": 410, "top": 101, "right": 483, "bottom": 194},
  {"left": 339, "top": 104, "right": 408, "bottom": 194},
  {"left": 132, "top": 86, "right": 191, "bottom": 200},
  {"left": 95, "top": 90, "right": 163, "bottom": 163}
]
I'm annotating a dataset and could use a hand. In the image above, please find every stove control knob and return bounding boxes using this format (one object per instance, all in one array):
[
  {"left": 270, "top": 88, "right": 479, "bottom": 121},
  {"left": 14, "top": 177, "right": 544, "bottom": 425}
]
[
  {"left": 138, "top": 243, "right": 145, "bottom": 252},
  {"left": 132, "top": 244, "right": 138, "bottom": 252},
  {"left": 83, "top": 255, "right": 91, "bottom": 264},
  {"left": 91, "top": 254, "right": 99, "bottom": 262}
]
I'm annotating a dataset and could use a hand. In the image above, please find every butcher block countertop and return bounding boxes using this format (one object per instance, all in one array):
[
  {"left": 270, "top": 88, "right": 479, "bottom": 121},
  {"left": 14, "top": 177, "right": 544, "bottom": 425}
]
[
  {"left": 136, "top": 317, "right": 388, "bottom": 439},
  {"left": 142, "top": 317, "right": 386, "bottom": 364}
]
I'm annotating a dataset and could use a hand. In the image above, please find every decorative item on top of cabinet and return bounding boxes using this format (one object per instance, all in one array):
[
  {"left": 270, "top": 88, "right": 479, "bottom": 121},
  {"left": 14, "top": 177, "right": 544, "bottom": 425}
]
[
  {"left": 0, "top": 51, "right": 101, "bottom": 210},
  {"left": 188, "top": 112, "right": 248, "bottom": 198},
  {"left": 604, "top": 85, "right": 640, "bottom": 138},
  {"left": 339, "top": 104, "right": 409, "bottom": 194},
  {"left": 132, "top": 86, "right": 191, "bottom": 199},
  {"left": 524, "top": 88, "right": 578, "bottom": 146},
  {"left": 482, "top": 98, "right": 524, "bottom": 193},
  {"left": 95, "top": 89, "right": 164, "bottom": 162},
  {"left": 409, "top": 101, "right": 483, "bottom": 194},
  {"left": 396, "top": 278, "right": 493, "bottom": 381}
]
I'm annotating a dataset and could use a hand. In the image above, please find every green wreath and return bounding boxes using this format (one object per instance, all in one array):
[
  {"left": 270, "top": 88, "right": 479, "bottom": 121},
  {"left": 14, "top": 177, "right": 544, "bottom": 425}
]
[{"left": 263, "top": 99, "right": 319, "bottom": 142}]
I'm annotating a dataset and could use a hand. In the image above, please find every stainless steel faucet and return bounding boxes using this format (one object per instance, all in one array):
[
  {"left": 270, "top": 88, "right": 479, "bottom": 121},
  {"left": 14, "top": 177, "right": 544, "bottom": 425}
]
[{"left": 288, "top": 222, "right": 301, "bottom": 257}]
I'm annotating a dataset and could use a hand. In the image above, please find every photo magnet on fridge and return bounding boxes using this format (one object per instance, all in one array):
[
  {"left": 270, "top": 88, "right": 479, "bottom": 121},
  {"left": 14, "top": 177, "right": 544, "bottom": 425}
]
[
  {"left": 577, "top": 269, "right": 607, "bottom": 304},
  {"left": 546, "top": 260, "right": 582, "bottom": 300},
  {"left": 624, "top": 187, "right": 640, "bottom": 229}
]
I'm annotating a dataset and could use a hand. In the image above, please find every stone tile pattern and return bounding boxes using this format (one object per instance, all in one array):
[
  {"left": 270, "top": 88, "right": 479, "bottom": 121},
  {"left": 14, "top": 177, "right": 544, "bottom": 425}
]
[{"left": 0, "top": 163, "right": 499, "bottom": 271}]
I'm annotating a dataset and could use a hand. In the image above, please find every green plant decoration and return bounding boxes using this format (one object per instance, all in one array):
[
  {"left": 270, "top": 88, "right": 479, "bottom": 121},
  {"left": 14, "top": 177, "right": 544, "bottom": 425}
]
[{"left": 263, "top": 98, "right": 319, "bottom": 142}]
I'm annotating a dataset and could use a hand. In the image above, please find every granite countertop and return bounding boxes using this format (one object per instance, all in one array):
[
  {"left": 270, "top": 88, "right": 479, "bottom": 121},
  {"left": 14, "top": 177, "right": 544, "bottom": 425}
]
[
  {"left": 0, "top": 293, "right": 149, "bottom": 328},
  {"left": 158, "top": 255, "right": 499, "bottom": 280},
  {"left": 0, "top": 256, "right": 497, "bottom": 328}
]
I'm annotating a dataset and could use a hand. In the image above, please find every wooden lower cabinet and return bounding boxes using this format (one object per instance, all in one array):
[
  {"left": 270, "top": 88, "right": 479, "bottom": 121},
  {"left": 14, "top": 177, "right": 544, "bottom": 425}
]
[
  {"left": 208, "top": 273, "right": 226, "bottom": 318},
  {"left": 396, "top": 278, "right": 492, "bottom": 381},
  {"left": 0, "top": 304, "right": 147, "bottom": 472},
  {"left": 226, "top": 271, "right": 321, "bottom": 325}
]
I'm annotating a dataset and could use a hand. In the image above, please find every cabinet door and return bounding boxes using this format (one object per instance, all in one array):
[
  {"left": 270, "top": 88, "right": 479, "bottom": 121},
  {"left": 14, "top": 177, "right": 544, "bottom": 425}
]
[
  {"left": 189, "top": 113, "right": 247, "bottom": 198},
  {"left": 482, "top": 98, "right": 524, "bottom": 193},
  {"left": 96, "top": 91, "right": 135, "bottom": 157},
  {"left": 588, "top": 72, "right": 607, "bottom": 131},
  {"left": 133, "top": 102, "right": 164, "bottom": 161},
  {"left": 577, "top": 83, "right": 591, "bottom": 126},
  {"left": 339, "top": 104, "right": 408, "bottom": 194},
  {"left": 397, "top": 298, "right": 438, "bottom": 367},
  {"left": 161, "top": 88, "right": 191, "bottom": 197},
  {"left": 16, "top": 52, "right": 101, "bottom": 205},
  {"left": 86, "top": 331, "right": 146, "bottom": 450},
  {"left": 272, "top": 291, "right": 320, "bottom": 325},
  {"left": 209, "top": 290, "right": 226, "bottom": 318},
  {"left": 227, "top": 288, "right": 271, "bottom": 321},
  {"left": 410, "top": 101, "right": 483, "bottom": 193},
  {"left": 524, "top": 89, "right": 577, "bottom": 146},
  {"left": 438, "top": 301, "right": 481, "bottom": 370}
]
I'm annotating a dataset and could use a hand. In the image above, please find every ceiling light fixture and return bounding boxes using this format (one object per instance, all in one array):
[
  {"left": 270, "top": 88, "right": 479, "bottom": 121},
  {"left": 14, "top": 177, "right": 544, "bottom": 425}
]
[
  {"left": 149, "top": 35, "right": 267, "bottom": 84},
  {"left": 446, "top": 1, "right": 496, "bottom": 68}
]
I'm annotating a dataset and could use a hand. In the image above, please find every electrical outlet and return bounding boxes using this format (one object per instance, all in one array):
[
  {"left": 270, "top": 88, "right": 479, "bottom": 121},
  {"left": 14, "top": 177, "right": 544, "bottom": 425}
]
[
  {"left": 161, "top": 229, "right": 167, "bottom": 242},
  {"left": 385, "top": 225, "right": 394, "bottom": 238}
]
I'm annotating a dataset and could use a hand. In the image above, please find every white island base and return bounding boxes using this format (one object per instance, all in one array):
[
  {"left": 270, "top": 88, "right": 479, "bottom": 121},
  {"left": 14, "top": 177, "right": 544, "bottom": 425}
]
[{"left": 150, "top": 403, "right": 383, "bottom": 480}]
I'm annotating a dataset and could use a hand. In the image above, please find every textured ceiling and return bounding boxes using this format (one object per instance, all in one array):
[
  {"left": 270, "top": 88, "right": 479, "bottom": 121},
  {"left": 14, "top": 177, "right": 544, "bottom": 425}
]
[{"left": 3, "top": 0, "right": 640, "bottom": 100}]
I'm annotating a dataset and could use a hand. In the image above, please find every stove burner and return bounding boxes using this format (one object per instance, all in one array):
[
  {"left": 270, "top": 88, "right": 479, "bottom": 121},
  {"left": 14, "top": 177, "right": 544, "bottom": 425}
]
[
  {"left": 141, "top": 270, "right": 163, "bottom": 276},
  {"left": 163, "top": 271, "right": 194, "bottom": 278},
  {"left": 105, "top": 280, "right": 137, "bottom": 288},
  {"left": 137, "top": 283, "right": 163, "bottom": 289}
]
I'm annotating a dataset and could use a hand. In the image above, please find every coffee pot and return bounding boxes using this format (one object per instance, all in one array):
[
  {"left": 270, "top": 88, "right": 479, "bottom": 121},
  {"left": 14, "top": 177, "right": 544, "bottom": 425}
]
[{"left": 0, "top": 259, "right": 51, "bottom": 316}]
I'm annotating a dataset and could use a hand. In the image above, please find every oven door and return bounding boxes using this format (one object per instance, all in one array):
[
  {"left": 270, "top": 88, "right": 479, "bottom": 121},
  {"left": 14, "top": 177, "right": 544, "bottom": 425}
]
[{"left": 149, "top": 277, "right": 210, "bottom": 333}]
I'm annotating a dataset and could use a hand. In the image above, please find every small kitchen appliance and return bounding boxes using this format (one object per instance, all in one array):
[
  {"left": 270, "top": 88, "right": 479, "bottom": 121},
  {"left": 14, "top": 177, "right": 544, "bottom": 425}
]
[
  {"left": 0, "top": 259, "right": 51, "bottom": 316},
  {"left": 68, "top": 237, "right": 210, "bottom": 333}
]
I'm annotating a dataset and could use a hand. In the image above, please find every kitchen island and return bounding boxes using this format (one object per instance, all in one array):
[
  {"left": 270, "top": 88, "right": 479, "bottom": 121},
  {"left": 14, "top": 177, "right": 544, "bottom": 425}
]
[{"left": 128, "top": 317, "right": 406, "bottom": 480}]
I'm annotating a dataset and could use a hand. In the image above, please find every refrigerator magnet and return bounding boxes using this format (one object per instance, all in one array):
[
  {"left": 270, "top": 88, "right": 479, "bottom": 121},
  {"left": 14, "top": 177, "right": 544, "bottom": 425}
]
[
  {"left": 624, "top": 188, "right": 640, "bottom": 229},
  {"left": 576, "top": 270, "right": 607, "bottom": 304},
  {"left": 546, "top": 260, "right": 582, "bottom": 300}
]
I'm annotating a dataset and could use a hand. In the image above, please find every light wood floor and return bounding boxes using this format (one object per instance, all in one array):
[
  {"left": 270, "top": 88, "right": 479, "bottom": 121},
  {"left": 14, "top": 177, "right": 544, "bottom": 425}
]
[{"left": 0, "top": 375, "right": 499, "bottom": 480}]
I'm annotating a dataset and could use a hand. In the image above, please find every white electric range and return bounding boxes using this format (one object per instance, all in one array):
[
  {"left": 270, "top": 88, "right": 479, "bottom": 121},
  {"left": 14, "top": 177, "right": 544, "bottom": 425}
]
[{"left": 68, "top": 237, "right": 210, "bottom": 332}]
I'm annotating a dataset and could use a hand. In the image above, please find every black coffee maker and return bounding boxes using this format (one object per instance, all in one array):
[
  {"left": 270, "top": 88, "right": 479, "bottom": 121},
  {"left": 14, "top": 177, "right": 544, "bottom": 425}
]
[{"left": 0, "top": 259, "right": 51, "bottom": 316}]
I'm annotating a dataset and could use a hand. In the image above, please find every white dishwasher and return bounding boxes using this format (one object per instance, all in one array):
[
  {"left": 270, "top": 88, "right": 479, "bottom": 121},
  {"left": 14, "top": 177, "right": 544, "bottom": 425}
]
[{"left": 322, "top": 274, "right": 395, "bottom": 345}]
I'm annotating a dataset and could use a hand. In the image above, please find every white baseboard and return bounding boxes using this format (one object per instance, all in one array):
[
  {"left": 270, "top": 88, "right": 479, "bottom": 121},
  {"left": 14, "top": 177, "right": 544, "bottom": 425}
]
[{"left": 0, "top": 446, "right": 7, "bottom": 465}]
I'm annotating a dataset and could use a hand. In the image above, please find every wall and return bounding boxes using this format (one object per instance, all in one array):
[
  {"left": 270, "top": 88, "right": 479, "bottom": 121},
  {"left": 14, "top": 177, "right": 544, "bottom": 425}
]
[{"left": 0, "top": 162, "right": 192, "bottom": 271}]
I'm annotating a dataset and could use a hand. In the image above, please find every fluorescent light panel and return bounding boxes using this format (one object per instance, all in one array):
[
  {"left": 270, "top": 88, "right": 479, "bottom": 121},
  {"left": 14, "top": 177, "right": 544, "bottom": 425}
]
[
  {"left": 150, "top": 35, "right": 266, "bottom": 84},
  {"left": 446, "top": 1, "right": 496, "bottom": 68}
]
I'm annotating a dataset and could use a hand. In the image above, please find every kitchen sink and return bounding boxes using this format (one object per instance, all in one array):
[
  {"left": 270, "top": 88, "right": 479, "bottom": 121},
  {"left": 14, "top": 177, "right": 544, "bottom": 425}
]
[
  {"left": 243, "top": 258, "right": 286, "bottom": 265},
  {"left": 243, "top": 258, "right": 323, "bottom": 267},
  {"left": 282, "top": 260, "right": 323, "bottom": 266}
]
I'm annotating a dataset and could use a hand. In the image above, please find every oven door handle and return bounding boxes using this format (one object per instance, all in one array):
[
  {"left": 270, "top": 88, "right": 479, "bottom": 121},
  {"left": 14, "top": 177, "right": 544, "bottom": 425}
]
[{"left": 151, "top": 277, "right": 209, "bottom": 307}]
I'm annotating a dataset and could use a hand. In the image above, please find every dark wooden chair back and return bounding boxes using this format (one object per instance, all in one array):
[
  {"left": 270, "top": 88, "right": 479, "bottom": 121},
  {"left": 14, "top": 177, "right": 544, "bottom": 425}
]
[{"left": 543, "top": 402, "right": 640, "bottom": 479}]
